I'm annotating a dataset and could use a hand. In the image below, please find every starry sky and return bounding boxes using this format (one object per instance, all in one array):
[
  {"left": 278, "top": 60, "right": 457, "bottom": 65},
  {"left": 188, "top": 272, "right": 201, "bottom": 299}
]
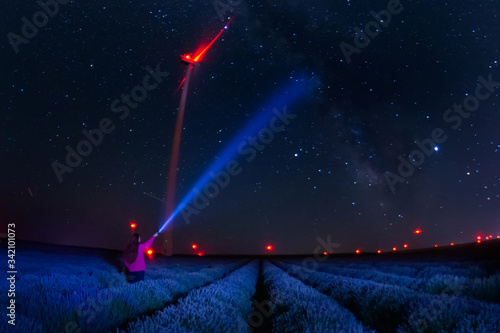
[{"left": 2, "top": 0, "right": 499, "bottom": 255}]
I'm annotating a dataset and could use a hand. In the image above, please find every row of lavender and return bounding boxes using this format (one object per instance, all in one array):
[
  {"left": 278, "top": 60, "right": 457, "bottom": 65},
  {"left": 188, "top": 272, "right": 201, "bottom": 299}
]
[
  {"left": 313, "top": 258, "right": 490, "bottom": 278},
  {"left": 279, "top": 259, "right": 500, "bottom": 303},
  {"left": 125, "top": 260, "right": 260, "bottom": 332},
  {"left": 276, "top": 261, "right": 500, "bottom": 332},
  {"left": 262, "top": 261, "right": 373, "bottom": 332},
  {"left": 0, "top": 249, "right": 244, "bottom": 333}
]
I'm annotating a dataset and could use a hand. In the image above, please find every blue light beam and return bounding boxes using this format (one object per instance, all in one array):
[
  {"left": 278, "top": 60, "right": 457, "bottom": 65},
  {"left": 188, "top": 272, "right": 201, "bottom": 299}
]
[{"left": 159, "top": 77, "right": 319, "bottom": 232}]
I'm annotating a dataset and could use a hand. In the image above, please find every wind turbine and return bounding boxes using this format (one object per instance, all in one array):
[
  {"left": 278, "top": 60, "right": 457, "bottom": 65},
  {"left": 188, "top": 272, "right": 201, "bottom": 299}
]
[{"left": 160, "top": 21, "right": 232, "bottom": 255}]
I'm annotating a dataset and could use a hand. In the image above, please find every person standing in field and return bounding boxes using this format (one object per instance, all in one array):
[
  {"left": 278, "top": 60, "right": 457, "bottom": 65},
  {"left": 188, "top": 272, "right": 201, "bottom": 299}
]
[{"left": 123, "top": 232, "right": 158, "bottom": 283}]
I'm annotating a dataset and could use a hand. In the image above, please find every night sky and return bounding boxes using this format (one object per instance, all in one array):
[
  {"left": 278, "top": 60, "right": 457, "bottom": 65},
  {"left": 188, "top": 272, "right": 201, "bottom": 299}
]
[{"left": 2, "top": 0, "right": 499, "bottom": 255}]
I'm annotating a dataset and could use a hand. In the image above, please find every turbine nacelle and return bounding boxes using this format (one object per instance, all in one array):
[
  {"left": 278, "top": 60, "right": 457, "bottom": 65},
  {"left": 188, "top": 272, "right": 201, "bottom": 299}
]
[{"left": 180, "top": 54, "right": 197, "bottom": 66}]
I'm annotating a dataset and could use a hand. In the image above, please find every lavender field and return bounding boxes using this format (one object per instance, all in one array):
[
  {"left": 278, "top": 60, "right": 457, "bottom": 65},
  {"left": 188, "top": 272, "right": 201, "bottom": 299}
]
[{"left": 2, "top": 241, "right": 500, "bottom": 333}]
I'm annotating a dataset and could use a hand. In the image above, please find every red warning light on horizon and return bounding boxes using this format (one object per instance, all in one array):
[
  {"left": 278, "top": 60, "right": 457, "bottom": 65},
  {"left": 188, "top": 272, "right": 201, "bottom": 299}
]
[
  {"left": 377, "top": 250, "right": 382, "bottom": 254},
  {"left": 414, "top": 229, "right": 422, "bottom": 234},
  {"left": 393, "top": 247, "right": 397, "bottom": 251},
  {"left": 450, "top": 242, "right": 455, "bottom": 246},
  {"left": 130, "top": 222, "right": 137, "bottom": 229},
  {"left": 266, "top": 245, "right": 273, "bottom": 251},
  {"left": 146, "top": 249, "right": 153, "bottom": 255},
  {"left": 192, "top": 244, "right": 197, "bottom": 249},
  {"left": 197, "top": 252, "right": 203, "bottom": 256},
  {"left": 355, "top": 249, "right": 361, "bottom": 254},
  {"left": 435, "top": 244, "right": 439, "bottom": 248},
  {"left": 404, "top": 244, "right": 408, "bottom": 248}
]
